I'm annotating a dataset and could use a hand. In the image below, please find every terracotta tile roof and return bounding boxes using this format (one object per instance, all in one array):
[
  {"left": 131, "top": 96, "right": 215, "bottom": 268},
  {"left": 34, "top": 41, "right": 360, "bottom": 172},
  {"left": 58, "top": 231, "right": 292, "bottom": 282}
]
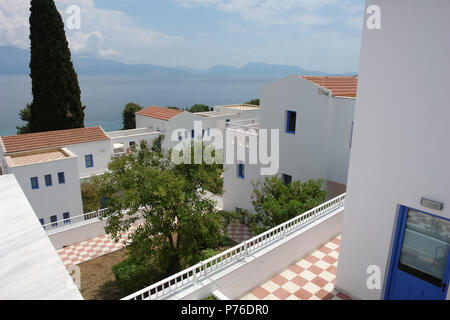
[
  {"left": 9, "top": 150, "right": 68, "bottom": 166},
  {"left": 302, "top": 76, "right": 358, "bottom": 98},
  {"left": 1, "top": 127, "right": 109, "bottom": 154},
  {"left": 136, "top": 106, "right": 184, "bottom": 121}
]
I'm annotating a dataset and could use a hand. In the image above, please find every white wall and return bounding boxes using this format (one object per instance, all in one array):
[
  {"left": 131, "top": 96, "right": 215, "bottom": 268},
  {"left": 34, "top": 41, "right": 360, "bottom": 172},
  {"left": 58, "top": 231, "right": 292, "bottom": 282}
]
[
  {"left": 336, "top": 0, "right": 450, "bottom": 300},
  {"left": 222, "top": 76, "right": 355, "bottom": 213},
  {"left": 135, "top": 114, "right": 168, "bottom": 132},
  {"left": 325, "top": 97, "right": 355, "bottom": 185},
  {"left": 8, "top": 156, "right": 83, "bottom": 225},
  {"left": 66, "top": 140, "right": 112, "bottom": 178}
]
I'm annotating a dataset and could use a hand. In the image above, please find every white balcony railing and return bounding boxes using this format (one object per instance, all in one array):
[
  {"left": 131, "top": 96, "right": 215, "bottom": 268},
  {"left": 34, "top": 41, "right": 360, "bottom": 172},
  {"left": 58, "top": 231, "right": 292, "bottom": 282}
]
[
  {"left": 122, "top": 193, "right": 346, "bottom": 300},
  {"left": 227, "top": 118, "right": 260, "bottom": 133},
  {"left": 42, "top": 208, "right": 108, "bottom": 233}
]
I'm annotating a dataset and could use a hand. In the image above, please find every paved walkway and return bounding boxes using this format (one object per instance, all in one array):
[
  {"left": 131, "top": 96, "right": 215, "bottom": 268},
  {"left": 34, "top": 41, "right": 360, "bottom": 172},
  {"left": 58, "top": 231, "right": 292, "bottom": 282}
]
[
  {"left": 57, "top": 225, "right": 138, "bottom": 267},
  {"left": 241, "top": 235, "right": 352, "bottom": 300}
]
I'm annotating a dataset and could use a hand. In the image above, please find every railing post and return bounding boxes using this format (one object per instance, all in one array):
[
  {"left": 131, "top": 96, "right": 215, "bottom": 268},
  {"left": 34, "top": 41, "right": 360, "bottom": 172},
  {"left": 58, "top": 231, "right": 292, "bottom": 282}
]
[
  {"left": 244, "top": 241, "right": 248, "bottom": 259},
  {"left": 193, "top": 266, "right": 197, "bottom": 285}
]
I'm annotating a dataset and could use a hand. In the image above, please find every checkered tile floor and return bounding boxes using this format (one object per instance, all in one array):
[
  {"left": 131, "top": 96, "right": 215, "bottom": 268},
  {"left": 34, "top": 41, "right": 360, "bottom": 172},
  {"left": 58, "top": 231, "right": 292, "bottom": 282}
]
[
  {"left": 57, "top": 225, "right": 138, "bottom": 267},
  {"left": 227, "top": 222, "right": 253, "bottom": 243},
  {"left": 241, "top": 235, "right": 352, "bottom": 300}
]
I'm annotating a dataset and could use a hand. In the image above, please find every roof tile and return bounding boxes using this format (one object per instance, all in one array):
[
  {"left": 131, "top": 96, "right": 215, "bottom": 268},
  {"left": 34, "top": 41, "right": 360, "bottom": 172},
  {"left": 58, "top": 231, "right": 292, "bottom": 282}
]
[
  {"left": 1, "top": 127, "right": 109, "bottom": 154},
  {"left": 302, "top": 76, "right": 358, "bottom": 97},
  {"left": 136, "top": 106, "right": 184, "bottom": 121}
]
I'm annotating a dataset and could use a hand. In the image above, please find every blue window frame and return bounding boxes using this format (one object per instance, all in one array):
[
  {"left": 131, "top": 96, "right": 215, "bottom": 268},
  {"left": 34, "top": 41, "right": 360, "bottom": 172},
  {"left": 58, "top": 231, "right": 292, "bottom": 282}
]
[
  {"left": 85, "top": 154, "right": 94, "bottom": 168},
  {"left": 63, "top": 212, "right": 71, "bottom": 224},
  {"left": 50, "top": 215, "right": 58, "bottom": 227},
  {"left": 237, "top": 163, "right": 245, "bottom": 179},
  {"left": 282, "top": 174, "right": 292, "bottom": 185},
  {"left": 286, "top": 110, "right": 297, "bottom": 134},
  {"left": 202, "top": 129, "right": 205, "bottom": 137},
  {"left": 191, "top": 129, "right": 195, "bottom": 139},
  {"left": 45, "top": 174, "right": 52, "bottom": 187},
  {"left": 385, "top": 206, "right": 450, "bottom": 300},
  {"left": 30, "top": 177, "right": 39, "bottom": 190},
  {"left": 58, "top": 172, "right": 65, "bottom": 184},
  {"left": 39, "top": 218, "right": 44, "bottom": 226}
]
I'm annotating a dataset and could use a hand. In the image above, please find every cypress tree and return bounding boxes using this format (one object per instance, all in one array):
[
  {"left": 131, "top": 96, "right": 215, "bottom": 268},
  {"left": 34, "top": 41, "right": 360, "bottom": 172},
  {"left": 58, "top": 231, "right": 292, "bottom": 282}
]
[{"left": 27, "top": 0, "right": 85, "bottom": 133}]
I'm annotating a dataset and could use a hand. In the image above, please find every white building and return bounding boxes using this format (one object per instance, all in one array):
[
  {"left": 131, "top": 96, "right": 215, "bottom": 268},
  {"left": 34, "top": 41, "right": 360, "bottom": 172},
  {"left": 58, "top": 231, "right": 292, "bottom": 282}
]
[
  {"left": 135, "top": 104, "right": 259, "bottom": 151},
  {"left": 0, "top": 174, "right": 82, "bottom": 299},
  {"left": 336, "top": 0, "right": 450, "bottom": 300},
  {"left": 223, "top": 75, "right": 357, "bottom": 213}
]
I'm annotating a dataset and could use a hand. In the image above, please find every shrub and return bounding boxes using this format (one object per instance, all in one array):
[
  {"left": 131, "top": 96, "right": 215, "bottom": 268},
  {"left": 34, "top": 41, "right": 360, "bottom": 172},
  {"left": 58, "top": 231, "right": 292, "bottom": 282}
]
[{"left": 112, "top": 258, "right": 159, "bottom": 297}]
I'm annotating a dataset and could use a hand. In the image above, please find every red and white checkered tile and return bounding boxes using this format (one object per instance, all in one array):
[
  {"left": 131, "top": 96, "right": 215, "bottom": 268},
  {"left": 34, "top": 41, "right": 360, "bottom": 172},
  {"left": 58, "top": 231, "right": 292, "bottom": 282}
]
[
  {"left": 57, "top": 225, "right": 138, "bottom": 267},
  {"left": 241, "top": 235, "right": 352, "bottom": 300}
]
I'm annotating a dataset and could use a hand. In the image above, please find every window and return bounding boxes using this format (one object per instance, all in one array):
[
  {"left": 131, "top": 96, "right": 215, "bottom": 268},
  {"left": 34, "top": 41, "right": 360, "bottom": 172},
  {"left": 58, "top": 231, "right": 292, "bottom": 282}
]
[
  {"left": 202, "top": 129, "right": 205, "bottom": 137},
  {"left": 50, "top": 215, "right": 58, "bottom": 227},
  {"left": 39, "top": 218, "right": 44, "bottom": 226},
  {"left": 63, "top": 212, "right": 71, "bottom": 224},
  {"left": 178, "top": 131, "right": 183, "bottom": 141},
  {"left": 282, "top": 174, "right": 292, "bottom": 185},
  {"left": 226, "top": 119, "right": 231, "bottom": 127},
  {"left": 191, "top": 129, "right": 195, "bottom": 139},
  {"left": 30, "top": 177, "right": 39, "bottom": 190},
  {"left": 237, "top": 163, "right": 245, "bottom": 179},
  {"left": 45, "top": 174, "right": 52, "bottom": 187},
  {"left": 130, "top": 141, "right": 136, "bottom": 147},
  {"left": 286, "top": 110, "right": 297, "bottom": 134},
  {"left": 58, "top": 172, "right": 65, "bottom": 184},
  {"left": 85, "top": 154, "right": 94, "bottom": 168}
]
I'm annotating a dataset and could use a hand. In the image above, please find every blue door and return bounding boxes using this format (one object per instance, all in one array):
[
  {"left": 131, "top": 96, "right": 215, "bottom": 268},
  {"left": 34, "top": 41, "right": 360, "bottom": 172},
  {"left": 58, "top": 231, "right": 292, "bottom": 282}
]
[{"left": 386, "top": 207, "right": 450, "bottom": 300}]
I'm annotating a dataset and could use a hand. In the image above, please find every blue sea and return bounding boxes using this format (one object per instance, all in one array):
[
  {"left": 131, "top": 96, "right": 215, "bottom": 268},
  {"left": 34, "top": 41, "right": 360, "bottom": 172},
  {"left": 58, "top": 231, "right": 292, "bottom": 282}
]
[{"left": 0, "top": 74, "right": 278, "bottom": 136}]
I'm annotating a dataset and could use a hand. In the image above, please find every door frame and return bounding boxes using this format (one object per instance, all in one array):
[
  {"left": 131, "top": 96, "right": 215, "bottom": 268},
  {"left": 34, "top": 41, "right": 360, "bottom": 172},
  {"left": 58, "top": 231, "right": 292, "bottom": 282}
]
[{"left": 385, "top": 205, "right": 450, "bottom": 300}]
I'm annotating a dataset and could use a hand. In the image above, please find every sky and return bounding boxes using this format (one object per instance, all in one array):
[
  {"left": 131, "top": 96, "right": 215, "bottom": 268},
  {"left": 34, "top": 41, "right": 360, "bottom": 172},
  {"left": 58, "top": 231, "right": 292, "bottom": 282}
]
[{"left": 0, "top": 0, "right": 365, "bottom": 73}]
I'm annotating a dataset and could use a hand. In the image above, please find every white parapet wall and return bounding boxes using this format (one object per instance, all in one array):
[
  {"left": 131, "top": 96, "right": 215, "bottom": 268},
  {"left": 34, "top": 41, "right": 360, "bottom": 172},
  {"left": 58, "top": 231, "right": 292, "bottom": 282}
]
[{"left": 123, "top": 194, "right": 345, "bottom": 300}]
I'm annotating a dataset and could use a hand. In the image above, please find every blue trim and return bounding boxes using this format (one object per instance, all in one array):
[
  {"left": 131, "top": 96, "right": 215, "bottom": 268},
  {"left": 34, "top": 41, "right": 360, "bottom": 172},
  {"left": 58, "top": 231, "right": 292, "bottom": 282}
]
[
  {"left": 237, "top": 163, "right": 245, "bottom": 179},
  {"left": 286, "top": 110, "right": 296, "bottom": 134},
  {"left": 30, "top": 177, "right": 39, "bottom": 190},
  {"left": 385, "top": 206, "right": 450, "bottom": 300},
  {"left": 45, "top": 174, "right": 52, "bottom": 187},
  {"left": 58, "top": 172, "right": 65, "bottom": 184},
  {"left": 85, "top": 154, "right": 94, "bottom": 168}
]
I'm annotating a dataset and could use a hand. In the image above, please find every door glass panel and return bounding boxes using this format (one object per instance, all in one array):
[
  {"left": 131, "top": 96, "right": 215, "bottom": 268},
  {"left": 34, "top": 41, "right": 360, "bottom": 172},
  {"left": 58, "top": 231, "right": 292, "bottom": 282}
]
[{"left": 398, "top": 209, "right": 450, "bottom": 286}]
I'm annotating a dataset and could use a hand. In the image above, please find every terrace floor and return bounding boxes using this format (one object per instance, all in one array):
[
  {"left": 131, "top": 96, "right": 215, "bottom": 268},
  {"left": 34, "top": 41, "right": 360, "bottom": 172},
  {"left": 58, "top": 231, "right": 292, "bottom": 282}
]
[{"left": 241, "top": 235, "right": 352, "bottom": 300}]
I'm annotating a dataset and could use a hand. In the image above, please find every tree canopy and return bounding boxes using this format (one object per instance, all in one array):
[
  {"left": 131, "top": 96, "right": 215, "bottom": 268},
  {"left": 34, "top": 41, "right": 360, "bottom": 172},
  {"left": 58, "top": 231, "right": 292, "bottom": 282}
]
[
  {"left": 249, "top": 176, "right": 326, "bottom": 234},
  {"left": 122, "top": 102, "right": 143, "bottom": 130},
  {"left": 245, "top": 99, "right": 260, "bottom": 106},
  {"left": 188, "top": 104, "right": 212, "bottom": 113},
  {"left": 98, "top": 138, "right": 226, "bottom": 286},
  {"left": 25, "top": 0, "right": 85, "bottom": 133}
]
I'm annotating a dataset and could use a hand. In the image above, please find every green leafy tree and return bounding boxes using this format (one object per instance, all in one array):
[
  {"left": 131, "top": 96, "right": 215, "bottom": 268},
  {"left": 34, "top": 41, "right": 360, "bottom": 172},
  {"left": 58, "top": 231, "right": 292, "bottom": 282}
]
[
  {"left": 188, "top": 104, "right": 211, "bottom": 113},
  {"left": 249, "top": 176, "right": 326, "bottom": 234},
  {"left": 80, "top": 180, "right": 101, "bottom": 213},
  {"left": 27, "top": 0, "right": 85, "bottom": 133},
  {"left": 16, "top": 103, "right": 32, "bottom": 134},
  {"left": 122, "top": 102, "right": 143, "bottom": 130},
  {"left": 245, "top": 99, "right": 260, "bottom": 106},
  {"left": 98, "top": 142, "right": 227, "bottom": 285}
]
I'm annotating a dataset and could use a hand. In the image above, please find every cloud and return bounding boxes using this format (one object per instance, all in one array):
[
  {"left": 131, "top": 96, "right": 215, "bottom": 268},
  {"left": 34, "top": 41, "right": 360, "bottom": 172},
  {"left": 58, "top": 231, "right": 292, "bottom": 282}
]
[
  {"left": 0, "top": 0, "right": 181, "bottom": 60},
  {"left": 174, "top": 0, "right": 362, "bottom": 27}
]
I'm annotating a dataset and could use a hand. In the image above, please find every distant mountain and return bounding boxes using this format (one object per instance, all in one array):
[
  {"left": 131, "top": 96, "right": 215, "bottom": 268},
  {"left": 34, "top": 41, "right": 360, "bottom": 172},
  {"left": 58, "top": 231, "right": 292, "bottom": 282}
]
[
  {"left": 0, "top": 46, "right": 356, "bottom": 77},
  {"left": 0, "top": 46, "right": 187, "bottom": 76},
  {"left": 202, "top": 62, "right": 354, "bottom": 77}
]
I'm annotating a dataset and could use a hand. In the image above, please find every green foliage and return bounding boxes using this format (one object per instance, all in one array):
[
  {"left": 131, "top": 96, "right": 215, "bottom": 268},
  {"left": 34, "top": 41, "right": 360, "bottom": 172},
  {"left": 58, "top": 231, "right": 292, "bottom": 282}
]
[
  {"left": 245, "top": 99, "right": 260, "bottom": 106},
  {"left": 203, "top": 295, "right": 217, "bottom": 300},
  {"left": 250, "top": 176, "right": 327, "bottom": 234},
  {"left": 122, "top": 102, "right": 143, "bottom": 130},
  {"left": 171, "top": 142, "right": 224, "bottom": 195},
  {"left": 80, "top": 179, "right": 101, "bottom": 213},
  {"left": 188, "top": 104, "right": 212, "bottom": 113},
  {"left": 98, "top": 141, "right": 227, "bottom": 278},
  {"left": 112, "top": 257, "right": 163, "bottom": 297},
  {"left": 27, "top": 0, "right": 85, "bottom": 132},
  {"left": 16, "top": 103, "right": 31, "bottom": 134}
]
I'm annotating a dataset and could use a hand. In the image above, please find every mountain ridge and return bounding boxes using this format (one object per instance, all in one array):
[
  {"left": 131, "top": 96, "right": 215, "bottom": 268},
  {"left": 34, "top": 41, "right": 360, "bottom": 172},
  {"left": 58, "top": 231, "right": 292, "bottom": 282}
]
[{"left": 0, "top": 46, "right": 356, "bottom": 77}]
